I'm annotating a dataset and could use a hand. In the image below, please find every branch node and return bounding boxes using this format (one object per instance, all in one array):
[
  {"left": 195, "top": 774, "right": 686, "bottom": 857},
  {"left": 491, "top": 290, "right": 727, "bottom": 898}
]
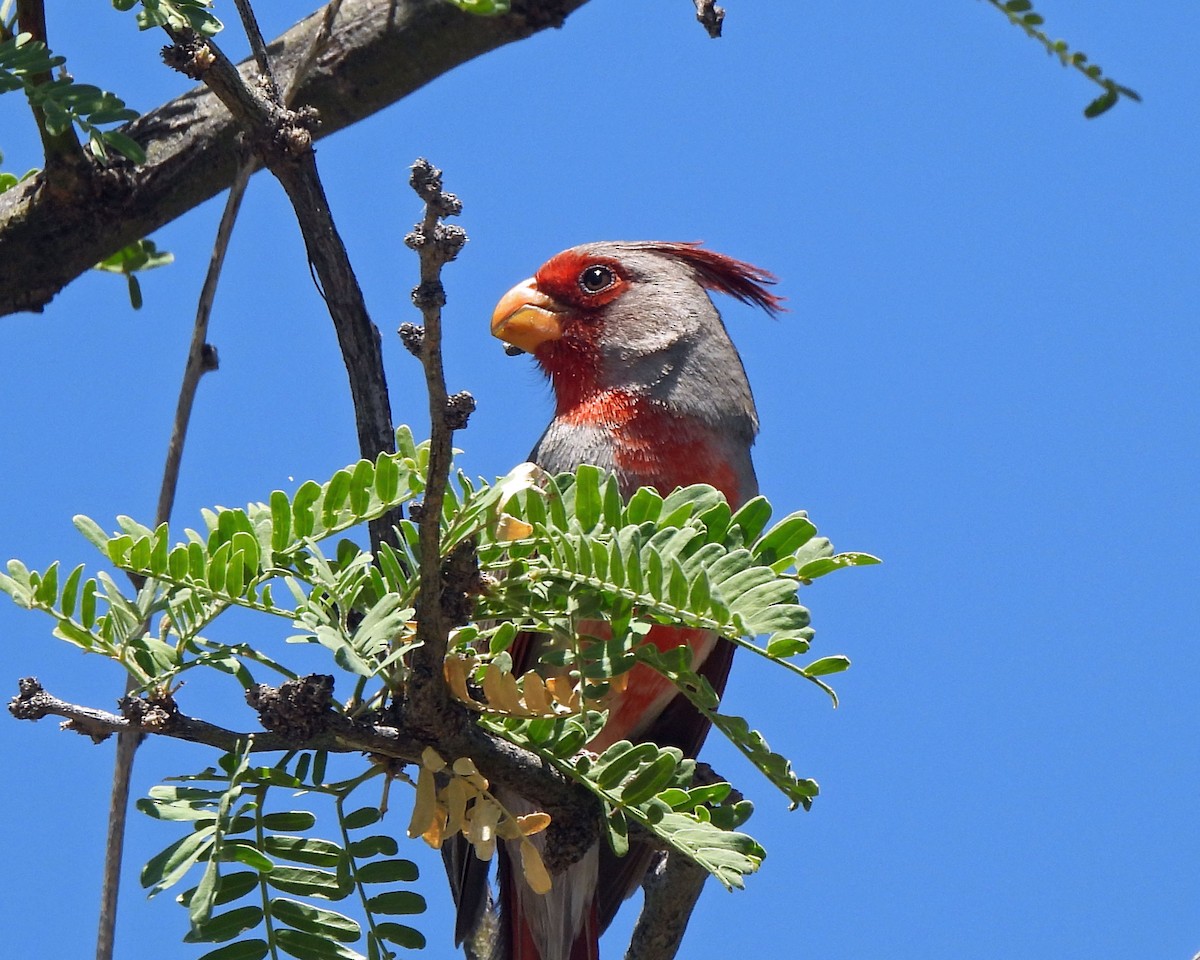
[
  {"left": 441, "top": 536, "right": 483, "bottom": 626},
  {"left": 118, "top": 691, "right": 178, "bottom": 733},
  {"left": 408, "top": 157, "right": 462, "bottom": 218},
  {"left": 161, "top": 32, "right": 216, "bottom": 80},
  {"left": 398, "top": 321, "right": 425, "bottom": 357},
  {"left": 200, "top": 342, "right": 220, "bottom": 373},
  {"left": 273, "top": 105, "right": 321, "bottom": 158},
  {"left": 9, "top": 676, "right": 49, "bottom": 720},
  {"left": 444, "top": 390, "right": 476, "bottom": 431},
  {"left": 246, "top": 674, "right": 335, "bottom": 744},
  {"left": 411, "top": 281, "right": 446, "bottom": 310},
  {"left": 693, "top": 0, "right": 725, "bottom": 38}
]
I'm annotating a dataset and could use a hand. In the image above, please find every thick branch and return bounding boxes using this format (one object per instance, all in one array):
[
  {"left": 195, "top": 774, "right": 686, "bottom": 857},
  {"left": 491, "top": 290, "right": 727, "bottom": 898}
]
[{"left": 0, "top": 0, "right": 589, "bottom": 317}]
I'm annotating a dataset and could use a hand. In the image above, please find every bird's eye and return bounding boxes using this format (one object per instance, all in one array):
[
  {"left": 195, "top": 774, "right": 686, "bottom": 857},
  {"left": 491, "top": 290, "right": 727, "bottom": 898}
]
[{"left": 578, "top": 264, "right": 616, "bottom": 294}]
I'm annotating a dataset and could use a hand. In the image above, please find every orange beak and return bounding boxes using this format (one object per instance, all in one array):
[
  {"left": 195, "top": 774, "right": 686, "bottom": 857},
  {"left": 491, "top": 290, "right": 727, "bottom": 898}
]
[{"left": 490, "top": 278, "right": 565, "bottom": 354}]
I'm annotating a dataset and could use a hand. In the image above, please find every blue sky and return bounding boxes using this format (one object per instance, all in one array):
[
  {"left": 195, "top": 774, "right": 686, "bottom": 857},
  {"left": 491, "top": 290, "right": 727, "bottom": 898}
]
[{"left": 1, "top": 3, "right": 1197, "bottom": 959}]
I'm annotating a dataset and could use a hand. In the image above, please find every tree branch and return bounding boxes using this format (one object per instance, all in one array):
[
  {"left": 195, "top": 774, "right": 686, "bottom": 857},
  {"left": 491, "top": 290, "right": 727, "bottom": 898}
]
[
  {"left": 0, "top": 0, "right": 590, "bottom": 318},
  {"left": 8, "top": 676, "right": 592, "bottom": 817},
  {"left": 158, "top": 15, "right": 400, "bottom": 547},
  {"left": 14, "top": 0, "right": 87, "bottom": 169},
  {"left": 625, "top": 852, "right": 709, "bottom": 960},
  {"left": 404, "top": 157, "right": 469, "bottom": 719}
]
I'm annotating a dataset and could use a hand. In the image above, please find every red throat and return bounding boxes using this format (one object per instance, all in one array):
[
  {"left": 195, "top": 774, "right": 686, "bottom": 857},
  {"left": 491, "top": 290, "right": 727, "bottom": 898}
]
[{"left": 551, "top": 385, "right": 744, "bottom": 504}]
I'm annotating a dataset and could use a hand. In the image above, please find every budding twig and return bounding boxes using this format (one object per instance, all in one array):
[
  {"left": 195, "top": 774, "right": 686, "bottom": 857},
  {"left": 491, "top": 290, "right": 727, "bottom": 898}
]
[{"left": 402, "top": 157, "right": 468, "bottom": 719}]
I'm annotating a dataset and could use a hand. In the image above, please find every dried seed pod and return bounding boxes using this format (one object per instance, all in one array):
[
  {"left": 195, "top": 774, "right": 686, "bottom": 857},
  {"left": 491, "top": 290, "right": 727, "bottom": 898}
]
[
  {"left": 423, "top": 803, "right": 448, "bottom": 849},
  {"left": 469, "top": 798, "right": 502, "bottom": 861},
  {"left": 443, "top": 775, "right": 474, "bottom": 836},
  {"left": 521, "top": 671, "right": 553, "bottom": 715},
  {"left": 516, "top": 812, "right": 552, "bottom": 836},
  {"left": 407, "top": 766, "right": 438, "bottom": 840},
  {"left": 421, "top": 746, "right": 447, "bottom": 773},
  {"left": 545, "top": 675, "right": 581, "bottom": 712},
  {"left": 520, "top": 839, "right": 553, "bottom": 895},
  {"left": 444, "top": 655, "right": 483, "bottom": 707},
  {"left": 494, "top": 513, "right": 534, "bottom": 541},
  {"left": 482, "top": 662, "right": 527, "bottom": 714}
]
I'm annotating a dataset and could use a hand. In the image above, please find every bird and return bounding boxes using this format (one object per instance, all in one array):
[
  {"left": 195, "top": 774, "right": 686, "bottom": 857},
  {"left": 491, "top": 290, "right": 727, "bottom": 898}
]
[{"left": 452, "top": 241, "right": 783, "bottom": 960}]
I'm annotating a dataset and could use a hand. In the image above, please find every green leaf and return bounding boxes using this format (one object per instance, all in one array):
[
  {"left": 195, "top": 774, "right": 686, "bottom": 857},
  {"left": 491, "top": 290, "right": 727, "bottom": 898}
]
[
  {"left": 801, "top": 655, "right": 851, "bottom": 677},
  {"left": 101, "top": 128, "right": 146, "bottom": 164},
  {"left": 348, "top": 835, "right": 398, "bottom": 858},
  {"left": 197, "top": 941, "right": 269, "bottom": 960},
  {"left": 184, "top": 904, "right": 264, "bottom": 943},
  {"left": 593, "top": 741, "right": 657, "bottom": 790},
  {"left": 1084, "top": 87, "right": 1120, "bottom": 119},
  {"left": 355, "top": 859, "right": 419, "bottom": 884},
  {"left": 141, "top": 827, "right": 216, "bottom": 895},
  {"left": 274, "top": 927, "right": 366, "bottom": 960},
  {"left": 261, "top": 811, "right": 317, "bottom": 832},
  {"left": 342, "top": 807, "right": 381, "bottom": 830},
  {"left": 616, "top": 751, "right": 685, "bottom": 806},
  {"left": 374, "top": 922, "right": 426, "bottom": 949},
  {"left": 179, "top": 871, "right": 259, "bottom": 908},
  {"left": 266, "top": 865, "right": 352, "bottom": 900},
  {"left": 796, "top": 552, "right": 881, "bottom": 581},
  {"left": 444, "top": 0, "right": 512, "bottom": 15},
  {"left": 365, "top": 890, "right": 426, "bottom": 915},
  {"left": 269, "top": 898, "right": 361, "bottom": 942},
  {"left": 262, "top": 835, "right": 345, "bottom": 868}
]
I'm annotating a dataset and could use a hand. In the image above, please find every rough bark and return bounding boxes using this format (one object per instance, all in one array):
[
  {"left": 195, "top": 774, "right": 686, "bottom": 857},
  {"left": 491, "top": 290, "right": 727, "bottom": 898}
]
[{"left": 0, "top": 0, "right": 588, "bottom": 317}]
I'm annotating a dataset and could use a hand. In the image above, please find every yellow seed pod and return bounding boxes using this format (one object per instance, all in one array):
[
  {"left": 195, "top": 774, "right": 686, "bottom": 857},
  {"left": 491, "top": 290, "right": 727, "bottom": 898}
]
[
  {"left": 423, "top": 804, "right": 448, "bottom": 849},
  {"left": 520, "top": 839, "right": 553, "bottom": 895},
  {"left": 495, "top": 815, "right": 523, "bottom": 842},
  {"left": 545, "top": 676, "right": 581, "bottom": 711},
  {"left": 493, "top": 513, "right": 535, "bottom": 541},
  {"left": 468, "top": 798, "right": 502, "bottom": 861},
  {"left": 481, "top": 662, "right": 508, "bottom": 710},
  {"left": 444, "top": 655, "right": 483, "bottom": 708},
  {"left": 452, "top": 756, "right": 479, "bottom": 778},
  {"left": 521, "top": 671, "right": 553, "bottom": 715},
  {"left": 406, "top": 766, "right": 437, "bottom": 840},
  {"left": 499, "top": 668, "right": 528, "bottom": 715},
  {"left": 516, "top": 812, "right": 552, "bottom": 836},
  {"left": 421, "top": 746, "right": 447, "bottom": 773},
  {"left": 466, "top": 771, "right": 490, "bottom": 792},
  {"left": 442, "top": 775, "right": 474, "bottom": 836}
]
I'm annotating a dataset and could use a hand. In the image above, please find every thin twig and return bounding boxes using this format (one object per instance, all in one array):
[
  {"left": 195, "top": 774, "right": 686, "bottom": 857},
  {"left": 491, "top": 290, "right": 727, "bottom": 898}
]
[
  {"left": 8, "top": 677, "right": 590, "bottom": 813},
  {"left": 94, "top": 142, "right": 253, "bottom": 960},
  {"left": 232, "top": 0, "right": 281, "bottom": 101},
  {"left": 15, "top": 0, "right": 85, "bottom": 168},
  {"left": 98, "top": 10, "right": 277, "bottom": 950},
  {"left": 404, "top": 157, "right": 468, "bottom": 714},
  {"left": 159, "top": 20, "right": 400, "bottom": 549},
  {"left": 155, "top": 162, "right": 250, "bottom": 526},
  {"left": 283, "top": 0, "right": 345, "bottom": 106}
]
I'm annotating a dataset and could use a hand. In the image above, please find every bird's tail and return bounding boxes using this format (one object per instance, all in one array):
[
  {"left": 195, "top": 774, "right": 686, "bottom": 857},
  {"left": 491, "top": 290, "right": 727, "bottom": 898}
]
[{"left": 497, "top": 789, "right": 600, "bottom": 960}]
